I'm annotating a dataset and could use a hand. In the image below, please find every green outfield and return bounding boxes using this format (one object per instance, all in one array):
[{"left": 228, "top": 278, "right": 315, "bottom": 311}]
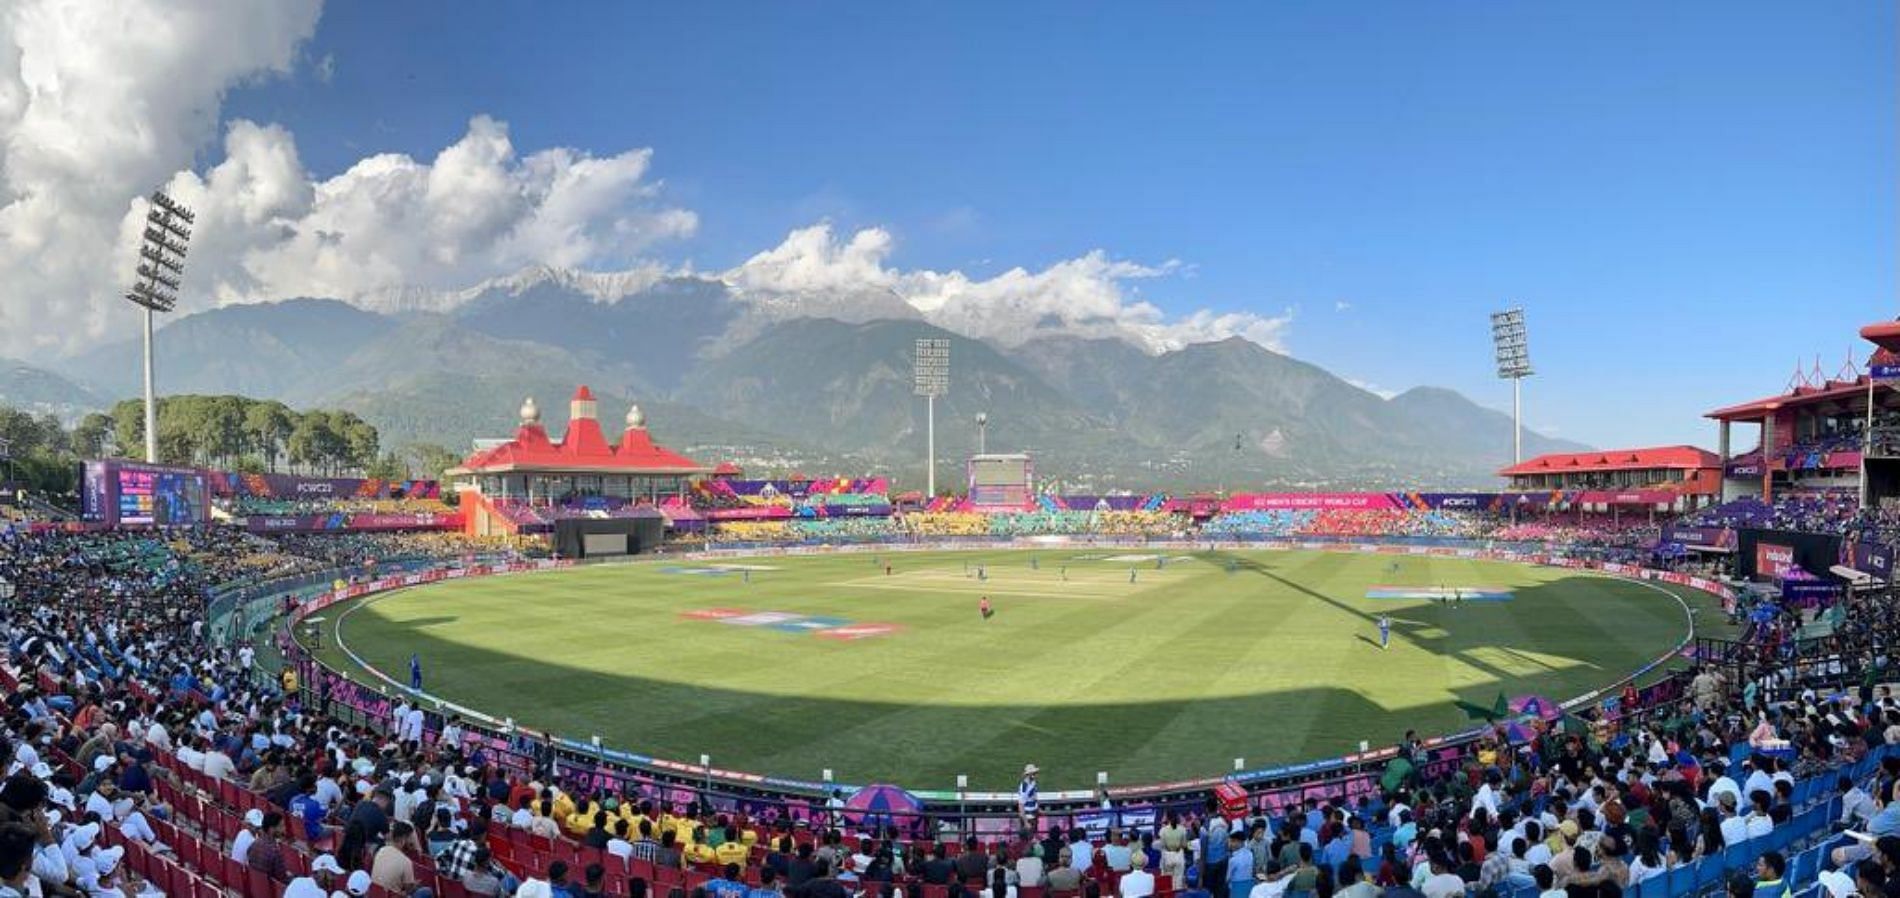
[{"left": 320, "top": 548, "right": 1717, "bottom": 790}]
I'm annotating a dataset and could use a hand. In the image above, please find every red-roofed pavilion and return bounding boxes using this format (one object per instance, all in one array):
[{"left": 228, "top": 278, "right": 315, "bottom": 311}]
[
  {"left": 448, "top": 386, "right": 711, "bottom": 536},
  {"left": 1699, "top": 322, "right": 1900, "bottom": 504},
  {"left": 1498, "top": 446, "right": 1721, "bottom": 500}
]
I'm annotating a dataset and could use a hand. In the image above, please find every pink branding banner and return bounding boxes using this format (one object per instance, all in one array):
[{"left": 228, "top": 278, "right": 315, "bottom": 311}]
[
  {"left": 706, "top": 506, "right": 794, "bottom": 521},
  {"left": 245, "top": 512, "right": 459, "bottom": 533},
  {"left": 1222, "top": 493, "right": 1402, "bottom": 512},
  {"left": 348, "top": 512, "right": 459, "bottom": 530},
  {"left": 1576, "top": 490, "right": 1675, "bottom": 506}
]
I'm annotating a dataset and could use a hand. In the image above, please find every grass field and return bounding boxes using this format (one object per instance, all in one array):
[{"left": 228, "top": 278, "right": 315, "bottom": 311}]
[{"left": 321, "top": 548, "right": 1718, "bottom": 790}]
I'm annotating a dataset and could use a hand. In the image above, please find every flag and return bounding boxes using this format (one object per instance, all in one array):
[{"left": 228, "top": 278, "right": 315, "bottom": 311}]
[{"left": 1455, "top": 692, "right": 1510, "bottom": 722}]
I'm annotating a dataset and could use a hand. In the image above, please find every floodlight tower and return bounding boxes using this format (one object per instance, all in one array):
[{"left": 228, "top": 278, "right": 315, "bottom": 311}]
[
  {"left": 914, "top": 338, "right": 950, "bottom": 496},
  {"left": 1490, "top": 308, "right": 1534, "bottom": 466},
  {"left": 125, "top": 190, "right": 195, "bottom": 463},
  {"left": 975, "top": 412, "right": 989, "bottom": 454}
]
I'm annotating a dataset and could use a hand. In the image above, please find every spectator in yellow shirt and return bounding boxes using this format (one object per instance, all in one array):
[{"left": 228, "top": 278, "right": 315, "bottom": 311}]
[
  {"left": 715, "top": 826, "right": 750, "bottom": 867},
  {"left": 566, "top": 801, "right": 597, "bottom": 838},
  {"left": 547, "top": 788, "right": 576, "bottom": 823},
  {"left": 685, "top": 838, "right": 717, "bottom": 865}
]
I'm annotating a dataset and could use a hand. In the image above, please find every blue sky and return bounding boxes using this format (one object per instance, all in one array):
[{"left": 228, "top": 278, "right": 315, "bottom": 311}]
[{"left": 215, "top": 2, "right": 1895, "bottom": 450}]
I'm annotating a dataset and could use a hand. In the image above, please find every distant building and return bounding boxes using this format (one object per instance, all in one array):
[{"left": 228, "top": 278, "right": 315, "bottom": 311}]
[
  {"left": 1499, "top": 446, "right": 1721, "bottom": 512},
  {"left": 447, "top": 385, "right": 711, "bottom": 536}
]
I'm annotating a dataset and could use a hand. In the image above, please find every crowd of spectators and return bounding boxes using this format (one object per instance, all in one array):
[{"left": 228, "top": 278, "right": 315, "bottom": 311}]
[
  {"left": 5, "top": 495, "right": 1900, "bottom": 898},
  {"left": 709, "top": 511, "right": 1185, "bottom": 543},
  {"left": 1091, "top": 512, "right": 1188, "bottom": 537},
  {"left": 1678, "top": 494, "right": 1900, "bottom": 552},
  {"left": 1200, "top": 510, "right": 1498, "bottom": 540},
  {"left": 2, "top": 522, "right": 1899, "bottom": 898},
  {"left": 901, "top": 514, "right": 992, "bottom": 538},
  {"left": 217, "top": 497, "right": 456, "bottom": 518},
  {"left": 264, "top": 532, "right": 538, "bottom": 568},
  {"left": 789, "top": 519, "right": 905, "bottom": 541},
  {"left": 1488, "top": 524, "right": 1660, "bottom": 550}
]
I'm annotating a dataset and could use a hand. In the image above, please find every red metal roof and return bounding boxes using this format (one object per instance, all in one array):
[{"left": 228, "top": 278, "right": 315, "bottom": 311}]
[
  {"left": 455, "top": 387, "right": 708, "bottom": 475},
  {"left": 1861, "top": 321, "right": 1900, "bottom": 353},
  {"left": 1498, "top": 445, "right": 1720, "bottom": 477},
  {"left": 1704, "top": 377, "right": 1872, "bottom": 421}
]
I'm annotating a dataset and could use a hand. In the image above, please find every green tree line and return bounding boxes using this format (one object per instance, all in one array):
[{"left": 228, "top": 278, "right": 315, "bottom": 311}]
[
  {"left": 0, "top": 407, "right": 79, "bottom": 498},
  {"left": 2, "top": 396, "right": 473, "bottom": 506},
  {"left": 93, "top": 395, "right": 384, "bottom": 476}
]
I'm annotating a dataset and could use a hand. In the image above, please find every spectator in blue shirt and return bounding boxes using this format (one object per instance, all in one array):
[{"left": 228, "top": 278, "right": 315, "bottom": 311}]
[
  {"left": 288, "top": 775, "right": 329, "bottom": 842},
  {"left": 1202, "top": 821, "right": 1231, "bottom": 898},
  {"left": 1752, "top": 851, "right": 1791, "bottom": 898},
  {"left": 1391, "top": 810, "right": 1418, "bottom": 853},
  {"left": 1224, "top": 832, "right": 1255, "bottom": 898},
  {"left": 117, "top": 756, "right": 151, "bottom": 795},
  {"left": 748, "top": 866, "right": 784, "bottom": 898},
  {"left": 1319, "top": 829, "right": 1352, "bottom": 874},
  {"left": 707, "top": 864, "right": 749, "bottom": 898}
]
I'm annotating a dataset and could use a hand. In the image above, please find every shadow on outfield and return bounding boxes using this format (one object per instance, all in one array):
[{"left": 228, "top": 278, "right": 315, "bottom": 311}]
[
  {"left": 1199, "top": 547, "right": 1712, "bottom": 712},
  {"left": 323, "top": 560, "right": 1718, "bottom": 793}
]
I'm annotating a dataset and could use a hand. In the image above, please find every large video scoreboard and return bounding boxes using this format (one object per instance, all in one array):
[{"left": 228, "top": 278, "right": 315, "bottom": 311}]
[
  {"left": 967, "top": 453, "right": 1033, "bottom": 509},
  {"left": 80, "top": 460, "right": 209, "bottom": 527}
]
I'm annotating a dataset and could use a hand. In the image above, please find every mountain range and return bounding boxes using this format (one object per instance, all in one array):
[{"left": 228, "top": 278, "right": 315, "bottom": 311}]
[{"left": 9, "top": 267, "right": 1584, "bottom": 488}]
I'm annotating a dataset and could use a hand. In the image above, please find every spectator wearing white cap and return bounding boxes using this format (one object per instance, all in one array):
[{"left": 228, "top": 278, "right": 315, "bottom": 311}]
[
  {"left": 78, "top": 754, "right": 115, "bottom": 800},
  {"left": 31, "top": 810, "right": 69, "bottom": 889},
  {"left": 286, "top": 854, "right": 347, "bottom": 898},
  {"left": 345, "top": 869, "right": 374, "bottom": 897},
  {"left": 61, "top": 820, "right": 101, "bottom": 875},
  {"left": 232, "top": 807, "right": 264, "bottom": 865},
  {"left": 1817, "top": 870, "right": 1858, "bottom": 898}
]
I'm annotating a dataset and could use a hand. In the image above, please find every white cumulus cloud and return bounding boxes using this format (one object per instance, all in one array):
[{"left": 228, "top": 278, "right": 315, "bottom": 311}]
[
  {"left": 0, "top": 0, "right": 1286, "bottom": 361},
  {"left": 725, "top": 223, "right": 1293, "bottom": 354},
  {"left": 0, "top": 0, "right": 322, "bottom": 356},
  {"left": 155, "top": 114, "right": 696, "bottom": 309},
  {"left": 0, "top": 0, "right": 694, "bottom": 357}
]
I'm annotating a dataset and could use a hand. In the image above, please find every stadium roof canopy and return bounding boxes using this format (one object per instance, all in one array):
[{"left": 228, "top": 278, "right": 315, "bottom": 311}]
[
  {"left": 1704, "top": 376, "right": 1873, "bottom": 423},
  {"left": 1498, "top": 445, "right": 1721, "bottom": 477},
  {"left": 1860, "top": 320, "right": 1900, "bottom": 353},
  {"left": 450, "top": 385, "right": 711, "bottom": 476}
]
